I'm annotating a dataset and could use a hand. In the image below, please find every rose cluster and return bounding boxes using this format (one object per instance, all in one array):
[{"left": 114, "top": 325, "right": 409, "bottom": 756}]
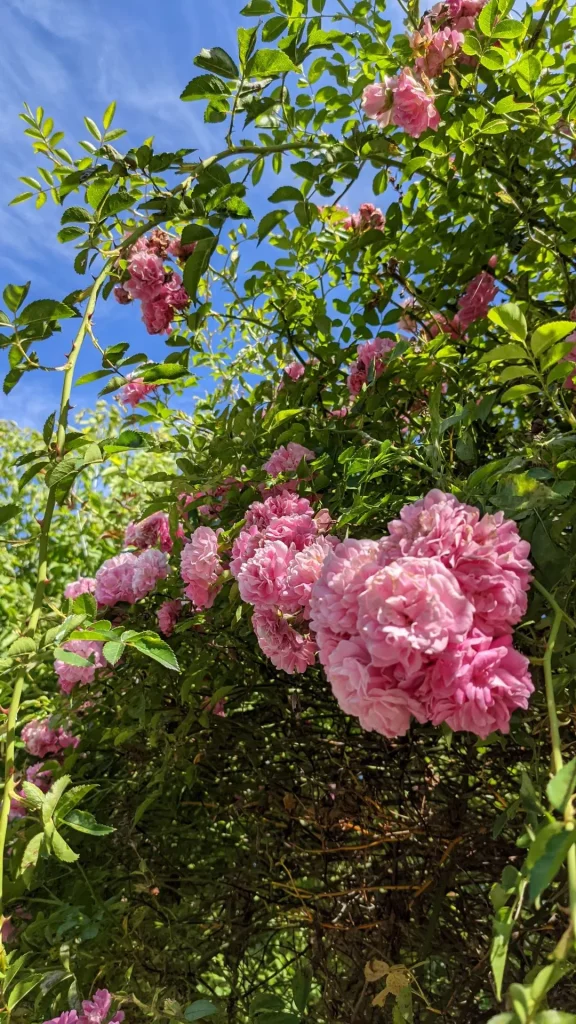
[
  {"left": 114, "top": 228, "right": 192, "bottom": 336},
  {"left": 347, "top": 337, "right": 396, "bottom": 397},
  {"left": 310, "top": 490, "right": 533, "bottom": 740},
  {"left": 43, "top": 989, "right": 124, "bottom": 1024},
  {"left": 362, "top": 0, "right": 486, "bottom": 138},
  {"left": 343, "top": 203, "right": 386, "bottom": 232}
]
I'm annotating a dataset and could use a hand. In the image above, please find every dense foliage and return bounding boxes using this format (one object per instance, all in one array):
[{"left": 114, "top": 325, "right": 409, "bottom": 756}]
[{"left": 2, "top": 0, "right": 576, "bottom": 1020}]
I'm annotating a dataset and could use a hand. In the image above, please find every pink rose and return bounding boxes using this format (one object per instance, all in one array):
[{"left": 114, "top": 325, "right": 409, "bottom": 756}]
[
  {"left": 309, "top": 538, "right": 380, "bottom": 636},
  {"left": 181, "top": 527, "right": 222, "bottom": 610},
  {"left": 457, "top": 270, "right": 497, "bottom": 329},
  {"left": 55, "top": 640, "right": 106, "bottom": 694},
  {"left": 157, "top": 599, "right": 181, "bottom": 636},
  {"left": 95, "top": 553, "right": 139, "bottom": 606},
  {"left": 237, "top": 540, "right": 294, "bottom": 608},
  {"left": 64, "top": 576, "right": 96, "bottom": 601},
  {"left": 125, "top": 511, "right": 172, "bottom": 553},
  {"left": 285, "top": 360, "right": 305, "bottom": 380},
  {"left": 141, "top": 296, "right": 174, "bottom": 335},
  {"left": 132, "top": 548, "right": 169, "bottom": 601},
  {"left": 262, "top": 442, "right": 315, "bottom": 477},
  {"left": 125, "top": 251, "right": 165, "bottom": 301},
  {"left": 252, "top": 608, "right": 317, "bottom": 675},
  {"left": 283, "top": 536, "right": 337, "bottom": 617},
  {"left": 118, "top": 378, "right": 157, "bottom": 409}
]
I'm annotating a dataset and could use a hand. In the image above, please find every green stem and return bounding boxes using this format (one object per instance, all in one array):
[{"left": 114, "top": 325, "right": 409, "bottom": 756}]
[
  {"left": 533, "top": 578, "right": 576, "bottom": 632},
  {"left": 0, "top": 265, "right": 108, "bottom": 922}
]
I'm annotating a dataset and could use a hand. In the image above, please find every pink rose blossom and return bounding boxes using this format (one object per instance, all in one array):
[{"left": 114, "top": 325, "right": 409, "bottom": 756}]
[
  {"left": 113, "top": 285, "right": 132, "bottom": 305},
  {"left": 95, "top": 553, "right": 138, "bottom": 606},
  {"left": 285, "top": 360, "right": 305, "bottom": 380},
  {"left": 141, "top": 296, "right": 174, "bottom": 335},
  {"left": 246, "top": 492, "right": 313, "bottom": 529},
  {"left": 118, "top": 378, "right": 157, "bottom": 408},
  {"left": 252, "top": 608, "right": 317, "bottom": 675},
  {"left": 357, "top": 557, "right": 474, "bottom": 674},
  {"left": 125, "top": 511, "right": 172, "bottom": 552},
  {"left": 283, "top": 536, "right": 337, "bottom": 617},
  {"left": 424, "top": 631, "right": 533, "bottom": 738},
  {"left": 168, "top": 237, "right": 197, "bottom": 261},
  {"left": 64, "top": 577, "right": 96, "bottom": 601},
  {"left": 347, "top": 336, "right": 395, "bottom": 395},
  {"left": 343, "top": 203, "right": 386, "bottom": 232},
  {"left": 457, "top": 270, "right": 497, "bottom": 329},
  {"left": 264, "top": 513, "right": 317, "bottom": 551},
  {"left": 237, "top": 540, "right": 294, "bottom": 608},
  {"left": 125, "top": 251, "right": 165, "bottom": 301},
  {"left": 411, "top": 18, "right": 464, "bottom": 78},
  {"left": 157, "top": 599, "right": 181, "bottom": 636},
  {"left": 43, "top": 1013, "right": 79, "bottom": 1024},
  {"left": 363, "top": 71, "right": 440, "bottom": 138},
  {"left": 21, "top": 719, "right": 78, "bottom": 759},
  {"left": 162, "top": 272, "right": 189, "bottom": 309},
  {"left": 263, "top": 442, "right": 315, "bottom": 477},
  {"left": 309, "top": 538, "right": 380, "bottom": 636},
  {"left": 230, "top": 525, "right": 262, "bottom": 578},
  {"left": 132, "top": 549, "right": 169, "bottom": 601},
  {"left": 425, "top": 314, "right": 462, "bottom": 339},
  {"left": 181, "top": 527, "right": 222, "bottom": 610},
  {"left": 55, "top": 640, "right": 106, "bottom": 694}
]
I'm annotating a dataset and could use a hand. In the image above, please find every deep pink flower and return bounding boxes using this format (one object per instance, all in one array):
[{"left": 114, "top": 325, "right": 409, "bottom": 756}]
[
  {"left": 125, "top": 511, "right": 172, "bottom": 553},
  {"left": 252, "top": 608, "right": 317, "bottom": 674},
  {"left": 283, "top": 537, "right": 337, "bottom": 617},
  {"left": 77, "top": 988, "right": 125, "bottom": 1024},
  {"left": 237, "top": 541, "right": 294, "bottom": 608},
  {"left": 379, "top": 490, "right": 532, "bottom": 634},
  {"left": 64, "top": 577, "right": 96, "bottom": 601},
  {"left": 163, "top": 272, "right": 189, "bottom": 309},
  {"left": 55, "top": 640, "right": 106, "bottom": 694},
  {"left": 157, "top": 599, "right": 181, "bottom": 636},
  {"left": 411, "top": 18, "right": 464, "bottom": 77},
  {"left": 168, "top": 237, "right": 197, "bottom": 261},
  {"left": 423, "top": 631, "right": 533, "bottom": 738},
  {"left": 457, "top": 271, "right": 497, "bottom": 329},
  {"left": 118, "top": 378, "right": 157, "bottom": 408},
  {"left": 425, "top": 314, "right": 462, "bottom": 339},
  {"left": 263, "top": 442, "right": 315, "bottom": 477},
  {"left": 95, "top": 553, "right": 138, "bottom": 606},
  {"left": 357, "top": 557, "right": 474, "bottom": 674},
  {"left": 181, "top": 527, "right": 222, "bottom": 610},
  {"left": 43, "top": 1013, "right": 79, "bottom": 1024},
  {"left": 113, "top": 285, "right": 132, "bottom": 305},
  {"left": 284, "top": 361, "right": 305, "bottom": 380},
  {"left": 343, "top": 203, "right": 386, "bottom": 232},
  {"left": 125, "top": 251, "right": 165, "bottom": 301},
  {"left": 141, "top": 296, "right": 174, "bottom": 335},
  {"left": 347, "top": 336, "right": 395, "bottom": 395},
  {"left": 309, "top": 538, "right": 380, "bottom": 636},
  {"left": 363, "top": 70, "right": 440, "bottom": 137},
  {"left": 21, "top": 719, "right": 78, "bottom": 759}
]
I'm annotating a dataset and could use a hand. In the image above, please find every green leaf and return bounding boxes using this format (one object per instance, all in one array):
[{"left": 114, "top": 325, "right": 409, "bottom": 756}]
[
  {"left": 126, "top": 631, "right": 180, "bottom": 671},
  {"left": 42, "top": 411, "right": 56, "bottom": 445},
  {"left": 292, "top": 964, "right": 312, "bottom": 1012},
  {"left": 183, "top": 237, "right": 217, "bottom": 304},
  {"left": 103, "top": 640, "right": 125, "bottom": 666},
  {"left": 490, "top": 907, "right": 513, "bottom": 1000},
  {"left": 0, "top": 503, "right": 22, "bottom": 526},
  {"left": 180, "top": 75, "right": 230, "bottom": 101},
  {"left": 9, "top": 192, "right": 34, "bottom": 206},
  {"left": 194, "top": 46, "right": 239, "bottom": 79},
  {"left": 540, "top": 340, "right": 576, "bottom": 372},
  {"left": 55, "top": 785, "right": 97, "bottom": 820},
  {"left": 492, "top": 18, "right": 525, "bottom": 37},
  {"left": 251, "top": 994, "right": 285, "bottom": 1016},
  {"left": 75, "top": 369, "right": 113, "bottom": 386},
  {"left": 141, "top": 363, "right": 188, "bottom": 384},
  {"left": 529, "top": 829, "right": 576, "bottom": 901},
  {"left": 513, "top": 53, "right": 541, "bottom": 86},
  {"left": 63, "top": 809, "right": 115, "bottom": 835},
  {"left": 17, "top": 299, "right": 77, "bottom": 325},
  {"left": 71, "top": 592, "right": 97, "bottom": 618},
  {"left": 500, "top": 384, "right": 539, "bottom": 401},
  {"left": 531, "top": 321, "right": 575, "bottom": 356},
  {"left": 51, "top": 829, "right": 79, "bottom": 863},
  {"left": 478, "top": 0, "right": 498, "bottom": 34},
  {"left": 183, "top": 1000, "right": 218, "bottom": 1021},
  {"left": 84, "top": 116, "right": 101, "bottom": 140},
  {"left": 61, "top": 206, "right": 92, "bottom": 224},
  {"left": 8, "top": 637, "right": 37, "bottom": 656},
  {"left": 488, "top": 303, "right": 527, "bottom": 341},
  {"left": 268, "top": 186, "right": 303, "bottom": 203},
  {"left": 3, "top": 282, "right": 30, "bottom": 312},
  {"left": 498, "top": 365, "right": 538, "bottom": 383},
  {"left": 21, "top": 782, "right": 46, "bottom": 809},
  {"left": 246, "top": 50, "right": 299, "bottom": 77},
  {"left": 481, "top": 117, "right": 508, "bottom": 131},
  {"left": 257, "top": 209, "right": 287, "bottom": 243},
  {"left": 103, "top": 100, "right": 116, "bottom": 129},
  {"left": 480, "top": 343, "right": 528, "bottom": 363},
  {"left": 42, "top": 775, "right": 72, "bottom": 825},
  {"left": 18, "top": 831, "right": 44, "bottom": 876},
  {"left": 547, "top": 758, "right": 576, "bottom": 813},
  {"left": 7, "top": 976, "right": 41, "bottom": 1011},
  {"left": 53, "top": 648, "right": 92, "bottom": 667},
  {"left": 241, "top": 0, "right": 274, "bottom": 13},
  {"left": 181, "top": 225, "right": 216, "bottom": 245}
]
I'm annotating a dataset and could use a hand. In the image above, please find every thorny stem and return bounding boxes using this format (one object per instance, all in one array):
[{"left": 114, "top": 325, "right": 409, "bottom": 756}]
[{"left": 0, "top": 265, "right": 109, "bottom": 931}]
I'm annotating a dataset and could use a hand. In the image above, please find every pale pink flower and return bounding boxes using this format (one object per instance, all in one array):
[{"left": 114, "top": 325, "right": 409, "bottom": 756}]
[
  {"left": 357, "top": 557, "right": 474, "bottom": 674},
  {"left": 157, "top": 599, "right": 181, "bottom": 636},
  {"left": 181, "top": 527, "right": 222, "bottom": 610},
  {"left": 411, "top": 18, "right": 464, "bottom": 78},
  {"left": 132, "top": 549, "right": 169, "bottom": 601},
  {"left": 246, "top": 491, "right": 313, "bottom": 529},
  {"left": 78, "top": 988, "right": 125, "bottom": 1024},
  {"left": 125, "top": 511, "right": 172, "bottom": 552},
  {"left": 265, "top": 513, "right": 317, "bottom": 551},
  {"left": 55, "top": 640, "right": 106, "bottom": 694},
  {"left": 363, "top": 71, "right": 440, "bottom": 137},
  {"left": 252, "top": 608, "right": 317, "bottom": 674},
  {"left": 283, "top": 536, "right": 337, "bottom": 617},
  {"left": 95, "top": 553, "right": 138, "bottom": 606},
  {"left": 343, "top": 203, "right": 386, "bottom": 232},
  {"left": 457, "top": 270, "right": 497, "bottom": 329},
  {"left": 285, "top": 360, "right": 305, "bottom": 380},
  {"left": 64, "top": 577, "right": 96, "bottom": 601},
  {"left": 118, "top": 378, "right": 157, "bottom": 408},
  {"left": 425, "top": 313, "right": 462, "bottom": 339},
  {"left": 125, "top": 251, "right": 165, "bottom": 301},
  {"left": 230, "top": 525, "right": 262, "bottom": 578},
  {"left": 168, "top": 237, "right": 197, "bottom": 261},
  {"left": 362, "top": 81, "right": 391, "bottom": 121},
  {"left": 43, "top": 1013, "right": 79, "bottom": 1024},
  {"left": 263, "top": 442, "right": 315, "bottom": 477},
  {"left": 347, "top": 336, "right": 395, "bottom": 395},
  {"left": 21, "top": 719, "right": 78, "bottom": 759},
  {"left": 328, "top": 406, "right": 348, "bottom": 418},
  {"left": 424, "top": 631, "right": 533, "bottom": 738},
  {"left": 237, "top": 540, "right": 294, "bottom": 608},
  {"left": 379, "top": 490, "right": 532, "bottom": 634},
  {"left": 141, "top": 297, "right": 174, "bottom": 335},
  {"left": 309, "top": 538, "right": 380, "bottom": 635},
  {"left": 162, "top": 272, "right": 189, "bottom": 309}
]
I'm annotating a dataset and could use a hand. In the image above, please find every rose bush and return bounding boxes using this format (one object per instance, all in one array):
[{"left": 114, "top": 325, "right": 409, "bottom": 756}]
[{"left": 1, "top": 0, "right": 576, "bottom": 1020}]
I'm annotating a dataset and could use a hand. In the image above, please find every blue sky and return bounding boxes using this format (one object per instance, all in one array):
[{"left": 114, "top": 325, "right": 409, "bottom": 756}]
[{"left": 0, "top": 0, "right": 401, "bottom": 430}]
